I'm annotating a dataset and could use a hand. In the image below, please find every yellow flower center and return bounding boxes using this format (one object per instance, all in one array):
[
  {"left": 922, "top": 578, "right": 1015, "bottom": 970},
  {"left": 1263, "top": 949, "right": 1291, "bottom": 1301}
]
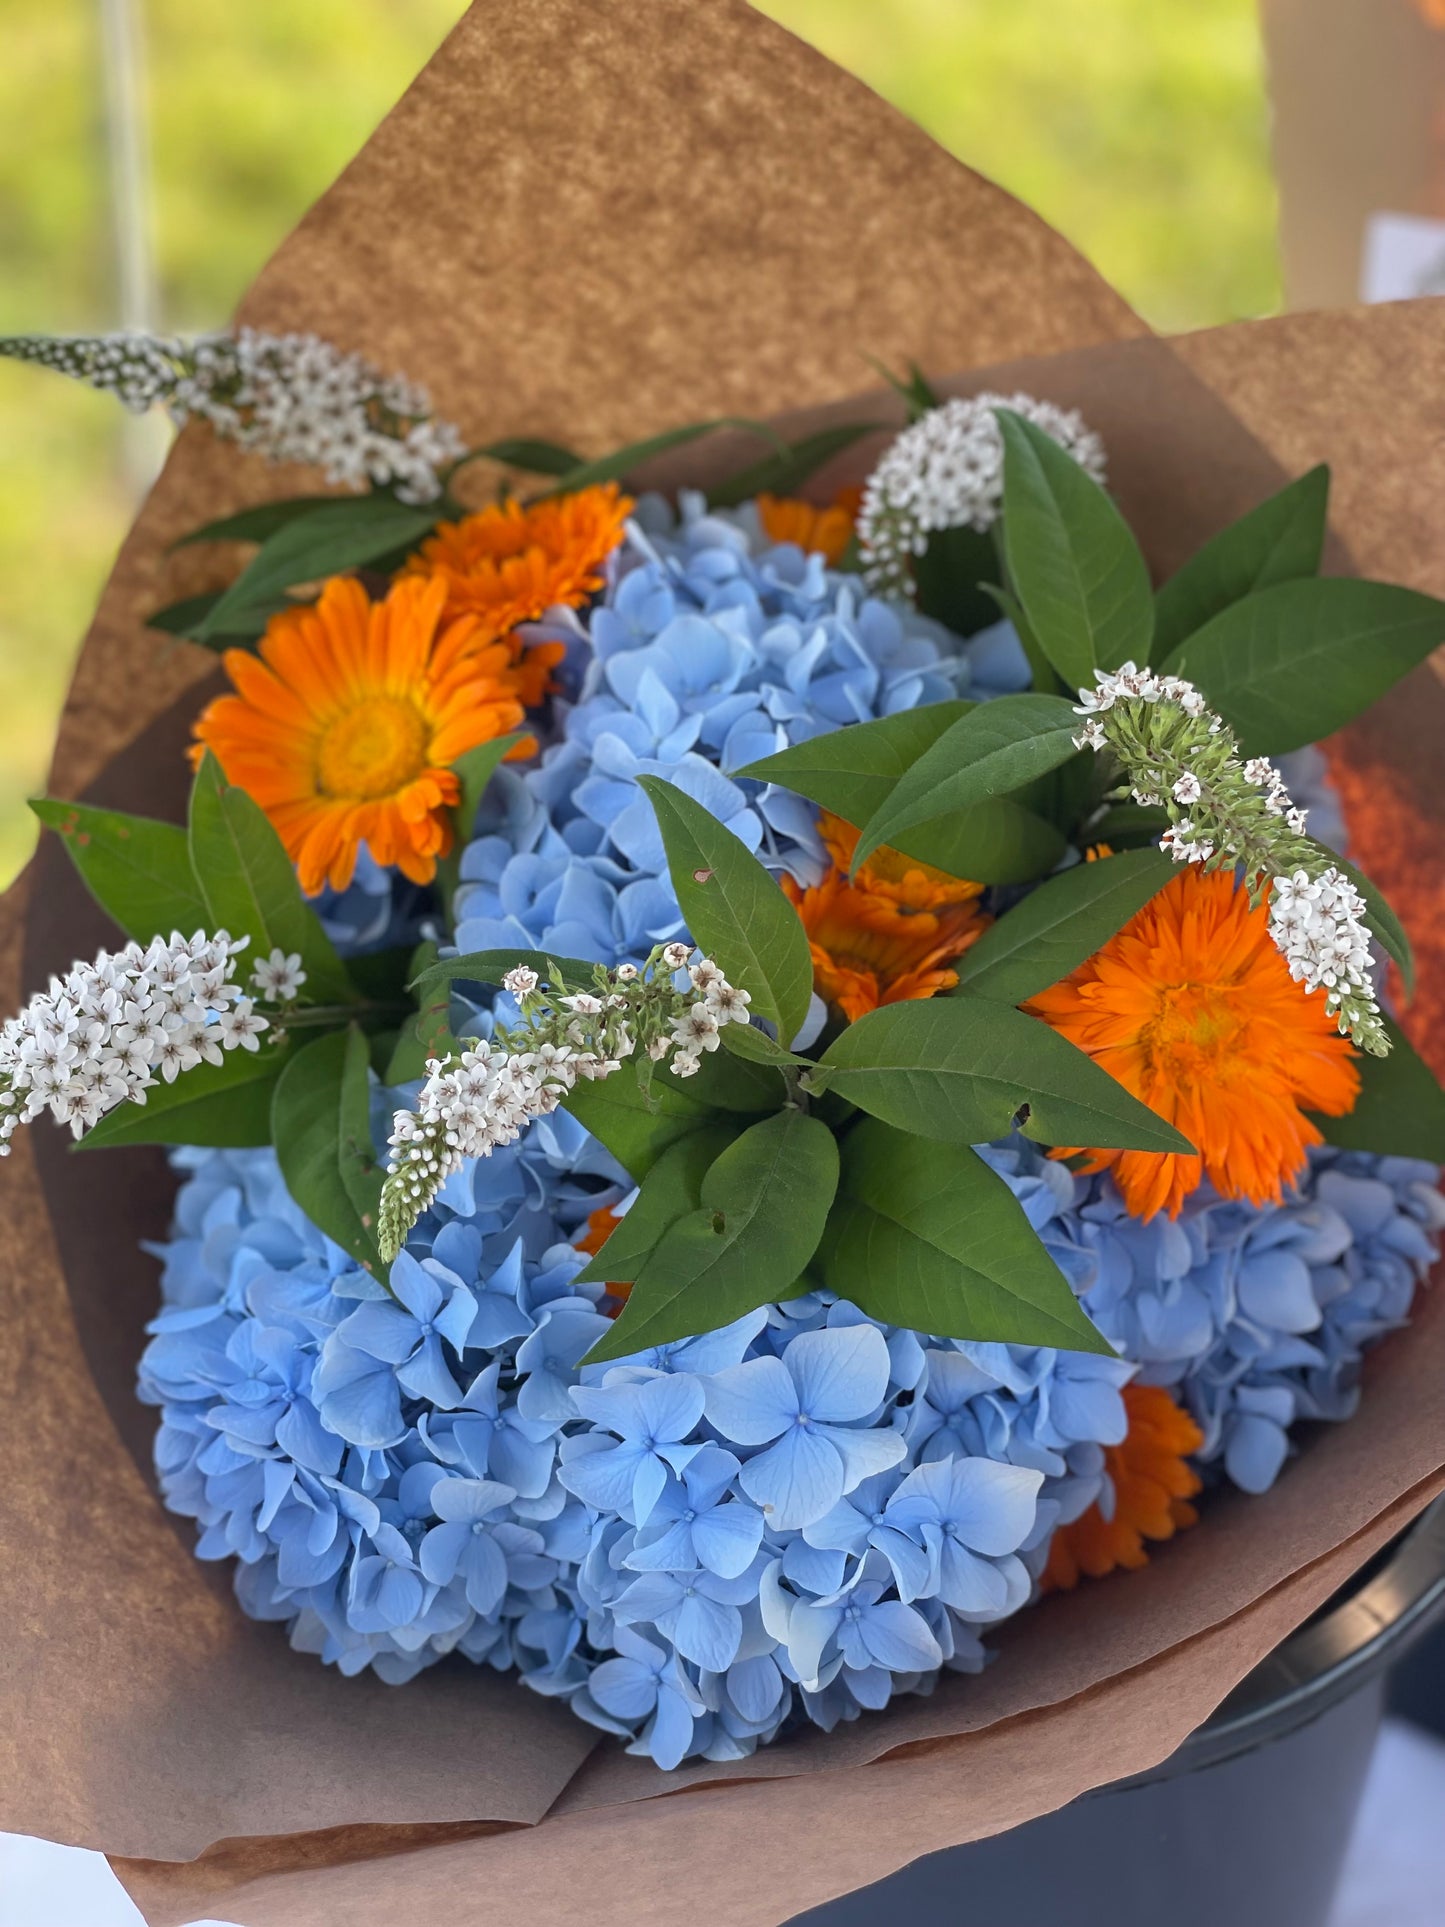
[
  {"left": 1142, "top": 981, "right": 1243, "bottom": 1075},
  {"left": 316, "top": 697, "right": 431, "bottom": 800}
]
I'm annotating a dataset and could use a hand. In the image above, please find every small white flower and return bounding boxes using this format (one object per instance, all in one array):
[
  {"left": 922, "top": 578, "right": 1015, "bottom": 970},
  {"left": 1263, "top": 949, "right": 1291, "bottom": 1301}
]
[
  {"left": 502, "top": 965, "right": 539, "bottom": 998},
  {"left": 672, "top": 1006, "right": 722, "bottom": 1053},
  {"left": 706, "top": 981, "right": 752, "bottom": 1025},
  {"left": 1172, "top": 772, "right": 1203, "bottom": 805},
  {"left": 1243, "top": 758, "right": 1274, "bottom": 787},
  {"left": 615, "top": 963, "right": 640, "bottom": 982},
  {"left": 217, "top": 999, "right": 270, "bottom": 1053},
  {"left": 250, "top": 948, "right": 307, "bottom": 1001},
  {"left": 564, "top": 992, "right": 604, "bottom": 1016},
  {"left": 670, "top": 1049, "right": 702, "bottom": 1079},
  {"left": 662, "top": 942, "right": 693, "bottom": 971}
]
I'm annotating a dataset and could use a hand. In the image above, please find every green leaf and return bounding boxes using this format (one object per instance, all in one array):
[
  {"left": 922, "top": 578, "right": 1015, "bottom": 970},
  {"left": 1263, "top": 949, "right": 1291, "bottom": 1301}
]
[
  {"left": 564, "top": 1053, "right": 783, "bottom": 1181},
  {"left": 864, "top": 356, "right": 940, "bottom": 420},
  {"left": 719, "top": 1024, "right": 812, "bottom": 1069},
  {"left": 187, "top": 753, "right": 354, "bottom": 1005},
  {"left": 1313, "top": 1019, "right": 1445, "bottom": 1160},
  {"left": 1086, "top": 801, "right": 1170, "bottom": 849},
  {"left": 411, "top": 947, "right": 599, "bottom": 1002},
  {"left": 77, "top": 1040, "right": 289, "bottom": 1150},
  {"left": 637, "top": 775, "right": 814, "bottom": 1045},
  {"left": 954, "top": 848, "right": 1175, "bottom": 1004},
  {"left": 172, "top": 495, "right": 343, "bottom": 549},
  {"left": 737, "top": 700, "right": 1064, "bottom": 885},
  {"left": 271, "top": 1026, "right": 384, "bottom": 1273},
  {"left": 818, "top": 1118, "right": 1111, "bottom": 1352},
  {"left": 850, "top": 693, "right": 1080, "bottom": 874},
  {"left": 997, "top": 407, "right": 1154, "bottom": 688},
  {"left": 739, "top": 701, "right": 974, "bottom": 822},
  {"left": 435, "top": 731, "right": 525, "bottom": 910},
  {"left": 30, "top": 797, "right": 209, "bottom": 944},
  {"left": 383, "top": 942, "right": 454, "bottom": 1085},
  {"left": 543, "top": 417, "right": 783, "bottom": 497},
  {"left": 1323, "top": 853, "right": 1416, "bottom": 1000},
  {"left": 813, "top": 996, "right": 1193, "bottom": 1153},
  {"left": 573, "top": 1125, "right": 735, "bottom": 1286},
  {"left": 585, "top": 1107, "right": 839, "bottom": 1362},
  {"left": 1153, "top": 466, "right": 1329, "bottom": 664},
  {"left": 707, "top": 422, "right": 883, "bottom": 509},
  {"left": 890, "top": 801, "right": 1067, "bottom": 887},
  {"left": 912, "top": 525, "right": 1005, "bottom": 639},
  {"left": 1172, "top": 578, "right": 1445, "bottom": 757},
  {"left": 195, "top": 497, "right": 438, "bottom": 643},
  {"left": 145, "top": 588, "right": 286, "bottom": 647},
  {"left": 451, "top": 437, "right": 586, "bottom": 478}
]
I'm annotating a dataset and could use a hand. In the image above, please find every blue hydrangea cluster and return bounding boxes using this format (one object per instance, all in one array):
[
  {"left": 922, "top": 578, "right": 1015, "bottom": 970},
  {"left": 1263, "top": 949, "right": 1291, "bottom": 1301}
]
[
  {"left": 451, "top": 493, "right": 1031, "bottom": 969},
  {"left": 140, "top": 498, "right": 1443, "bottom": 1767}
]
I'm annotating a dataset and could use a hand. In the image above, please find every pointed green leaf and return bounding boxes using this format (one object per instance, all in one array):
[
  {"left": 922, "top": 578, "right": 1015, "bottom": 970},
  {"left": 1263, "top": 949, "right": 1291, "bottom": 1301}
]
[
  {"left": 272, "top": 1026, "right": 384, "bottom": 1273},
  {"left": 814, "top": 996, "right": 1192, "bottom": 1153},
  {"left": 1153, "top": 465, "right": 1329, "bottom": 664},
  {"left": 1312, "top": 1018, "right": 1445, "bottom": 1160},
  {"left": 1172, "top": 578, "right": 1445, "bottom": 757},
  {"left": 31, "top": 797, "right": 209, "bottom": 944},
  {"left": 912, "top": 525, "right": 1005, "bottom": 638},
  {"left": 187, "top": 754, "right": 355, "bottom": 1005},
  {"left": 1087, "top": 801, "right": 1170, "bottom": 849},
  {"left": 453, "top": 437, "right": 586, "bottom": 478},
  {"left": 736, "top": 707, "right": 1066, "bottom": 884},
  {"left": 850, "top": 694, "right": 1080, "bottom": 874},
  {"left": 564, "top": 1051, "right": 783, "bottom": 1181},
  {"left": 145, "top": 588, "right": 286, "bottom": 646},
  {"left": 76, "top": 1038, "right": 291, "bottom": 1150},
  {"left": 708, "top": 422, "right": 883, "bottom": 509},
  {"left": 411, "top": 948, "right": 600, "bottom": 1002},
  {"left": 543, "top": 417, "right": 783, "bottom": 497},
  {"left": 954, "top": 848, "right": 1175, "bottom": 1005},
  {"left": 739, "top": 701, "right": 974, "bottom": 820},
  {"left": 997, "top": 407, "right": 1154, "bottom": 688},
  {"left": 585, "top": 1107, "right": 839, "bottom": 1362},
  {"left": 573, "top": 1126, "right": 735, "bottom": 1286},
  {"left": 172, "top": 495, "right": 342, "bottom": 549},
  {"left": 818, "top": 1118, "right": 1111, "bottom": 1352},
  {"left": 719, "top": 1023, "right": 812, "bottom": 1069},
  {"left": 195, "top": 497, "right": 438, "bottom": 643},
  {"left": 638, "top": 775, "right": 814, "bottom": 1045}
]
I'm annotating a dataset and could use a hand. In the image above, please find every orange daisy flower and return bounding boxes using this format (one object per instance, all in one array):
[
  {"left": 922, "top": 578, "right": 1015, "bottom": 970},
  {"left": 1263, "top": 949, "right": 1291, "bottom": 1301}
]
[
  {"left": 404, "top": 483, "right": 632, "bottom": 639},
  {"left": 757, "top": 491, "right": 856, "bottom": 566},
  {"left": 192, "top": 573, "right": 541, "bottom": 896},
  {"left": 783, "top": 812, "right": 988, "bottom": 1024},
  {"left": 1043, "top": 1383, "right": 1204, "bottom": 1592},
  {"left": 1025, "top": 866, "right": 1360, "bottom": 1220}
]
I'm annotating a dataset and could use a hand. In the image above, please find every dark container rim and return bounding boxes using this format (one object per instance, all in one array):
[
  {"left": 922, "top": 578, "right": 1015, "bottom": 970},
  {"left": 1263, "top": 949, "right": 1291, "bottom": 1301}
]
[{"left": 1116, "top": 1493, "right": 1445, "bottom": 1786}]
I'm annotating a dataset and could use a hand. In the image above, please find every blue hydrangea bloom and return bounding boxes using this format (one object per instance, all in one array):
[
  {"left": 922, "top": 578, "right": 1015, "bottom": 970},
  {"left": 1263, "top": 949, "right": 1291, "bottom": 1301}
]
[{"left": 138, "top": 500, "right": 1443, "bottom": 1767}]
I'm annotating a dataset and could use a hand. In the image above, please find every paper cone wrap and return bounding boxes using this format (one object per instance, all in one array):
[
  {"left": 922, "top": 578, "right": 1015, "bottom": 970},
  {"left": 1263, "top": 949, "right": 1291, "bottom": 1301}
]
[{"left": 2, "top": 5, "right": 1444, "bottom": 1922}]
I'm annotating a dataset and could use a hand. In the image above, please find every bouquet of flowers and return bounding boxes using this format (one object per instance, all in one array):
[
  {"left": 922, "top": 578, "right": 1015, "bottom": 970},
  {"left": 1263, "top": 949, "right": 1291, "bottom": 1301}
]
[
  {"left": 5, "top": 6, "right": 1445, "bottom": 1923},
  {"left": 6, "top": 326, "right": 1443, "bottom": 1761}
]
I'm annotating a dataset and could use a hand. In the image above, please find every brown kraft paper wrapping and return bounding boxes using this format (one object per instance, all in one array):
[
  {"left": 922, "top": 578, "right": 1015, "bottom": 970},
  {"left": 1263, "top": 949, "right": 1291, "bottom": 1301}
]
[{"left": 0, "top": 3, "right": 1443, "bottom": 1921}]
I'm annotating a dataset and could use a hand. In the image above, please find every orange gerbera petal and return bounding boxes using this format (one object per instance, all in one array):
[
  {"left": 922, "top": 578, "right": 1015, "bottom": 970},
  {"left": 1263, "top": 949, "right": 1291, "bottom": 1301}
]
[
  {"left": 757, "top": 492, "right": 856, "bottom": 566},
  {"left": 403, "top": 482, "right": 632, "bottom": 642},
  {"left": 1024, "top": 867, "right": 1360, "bottom": 1220},
  {"left": 784, "top": 818, "right": 988, "bottom": 1024},
  {"left": 1043, "top": 1384, "right": 1204, "bottom": 1591},
  {"left": 191, "top": 573, "right": 535, "bottom": 897}
]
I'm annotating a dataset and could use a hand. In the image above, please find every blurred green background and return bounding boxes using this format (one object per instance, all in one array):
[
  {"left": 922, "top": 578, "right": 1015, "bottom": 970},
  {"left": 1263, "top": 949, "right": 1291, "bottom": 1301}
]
[{"left": 0, "top": 0, "right": 1281, "bottom": 885}]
